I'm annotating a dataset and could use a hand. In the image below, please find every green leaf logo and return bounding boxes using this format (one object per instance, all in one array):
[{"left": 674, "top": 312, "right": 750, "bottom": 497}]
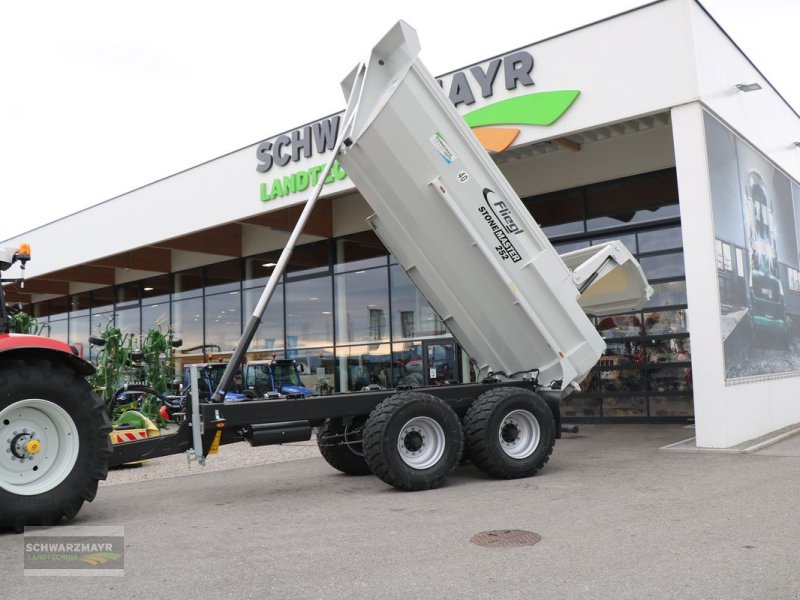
[{"left": 464, "top": 90, "right": 580, "bottom": 128}]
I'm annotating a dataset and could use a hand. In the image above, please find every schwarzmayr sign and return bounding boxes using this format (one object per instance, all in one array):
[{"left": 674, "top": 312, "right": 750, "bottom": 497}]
[
  {"left": 256, "top": 115, "right": 346, "bottom": 202},
  {"left": 257, "top": 49, "right": 580, "bottom": 202}
]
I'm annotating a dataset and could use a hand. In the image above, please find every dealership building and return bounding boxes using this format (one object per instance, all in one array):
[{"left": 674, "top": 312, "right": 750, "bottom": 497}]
[{"left": 4, "top": 0, "right": 800, "bottom": 448}]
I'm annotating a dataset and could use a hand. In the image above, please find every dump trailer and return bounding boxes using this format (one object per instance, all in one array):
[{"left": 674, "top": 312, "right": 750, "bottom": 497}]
[{"left": 0, "top": 21, "right": 650, "bottom": 530}]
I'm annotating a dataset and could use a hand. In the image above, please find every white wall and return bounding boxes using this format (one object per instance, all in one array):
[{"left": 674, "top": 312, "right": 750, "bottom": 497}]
[
  {"left": 691, "top": 2, "right": 800, "bottom": 184},
  {"left": 671, "top": 102, "right": 729, "bottom": 446},
  {"left": 3, "top": 0, "right": 703, "bottom": 280},
  {"left": 671, "top": 5, "right": 800, "bottom": 447}
]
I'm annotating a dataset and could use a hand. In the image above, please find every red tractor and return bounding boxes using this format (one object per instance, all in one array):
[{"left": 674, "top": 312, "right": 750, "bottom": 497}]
[{"left": 0, "top": 245, "right": 111, "bottom": 531}]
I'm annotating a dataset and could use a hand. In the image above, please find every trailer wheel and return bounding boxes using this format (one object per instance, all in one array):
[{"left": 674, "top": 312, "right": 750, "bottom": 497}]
[
  {"left": 363, "top": 392, "right": 462, "bottom": 491},
  {"left": 0, "top": 359, "right": 112, "bottom": 531},
  {"left": 316, "top": 418, "right": 371, "bottom": 475},
  {"left": 463, "top": 387, "right": 555, "bottom": 479}
]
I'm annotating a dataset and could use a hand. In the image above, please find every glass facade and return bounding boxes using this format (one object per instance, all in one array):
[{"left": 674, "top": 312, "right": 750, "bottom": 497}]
[
  {"left": 25, "top": 169, "right": 690, "bottom": 421},
  {"left": 526, "top": 169, "right": 692, "bottom": 420}
]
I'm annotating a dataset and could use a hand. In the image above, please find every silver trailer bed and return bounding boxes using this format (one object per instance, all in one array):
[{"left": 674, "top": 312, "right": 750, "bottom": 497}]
[{"left": 337, "top": 21, "right": 651, "bottom": 391}]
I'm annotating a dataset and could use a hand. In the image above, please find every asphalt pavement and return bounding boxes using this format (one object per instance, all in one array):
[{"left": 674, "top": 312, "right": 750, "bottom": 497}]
[{"left": 2, "top": 424, "right": 799, "bottom": 600}]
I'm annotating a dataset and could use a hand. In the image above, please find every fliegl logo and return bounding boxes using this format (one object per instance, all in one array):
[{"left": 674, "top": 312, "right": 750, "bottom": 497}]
[
  {"left": 464, "top": 90, "right": 581, "bottom": 152},
  {"left": 479, "top": 188, "right": 524, "bottom": 264}
]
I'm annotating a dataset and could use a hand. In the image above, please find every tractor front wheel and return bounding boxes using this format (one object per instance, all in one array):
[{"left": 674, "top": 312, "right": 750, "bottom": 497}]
[{"left": 0, "top": 358, "right": 112, "bottom": 531}]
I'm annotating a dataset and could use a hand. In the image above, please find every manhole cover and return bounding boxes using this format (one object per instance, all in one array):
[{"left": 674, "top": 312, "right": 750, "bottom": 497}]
[{"left": 469, "top": 529, "right": 541, "bottom": 548}]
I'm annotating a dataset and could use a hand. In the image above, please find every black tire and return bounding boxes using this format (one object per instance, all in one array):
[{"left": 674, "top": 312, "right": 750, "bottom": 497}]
[
  {"left": 316, "top": 418, "right": 372, "bottom": 475},
  {"left": 0, "top": 358, "right": 112, "bottom": 531},
  {"left": 463, "top": 387, "right": 555, "bottom": 479},
  {"left": 363, "top": 391, "right": 462, "bottom": 491}
]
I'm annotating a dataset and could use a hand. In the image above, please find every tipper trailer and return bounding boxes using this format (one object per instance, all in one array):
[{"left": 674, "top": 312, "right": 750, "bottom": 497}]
[{"left": 0, "top": 21, "right": 651, "bottom": 530}]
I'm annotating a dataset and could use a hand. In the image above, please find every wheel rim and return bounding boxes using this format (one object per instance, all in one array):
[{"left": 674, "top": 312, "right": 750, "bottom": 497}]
[
  {"left": 0, "top": 399, "right": 80, "bottom": 496},
  {"left": 498, "top": 409, "right": 540, "bottom": 459},
  {"left": 397, "top": 416, "right": 445, "bottom": 469}
]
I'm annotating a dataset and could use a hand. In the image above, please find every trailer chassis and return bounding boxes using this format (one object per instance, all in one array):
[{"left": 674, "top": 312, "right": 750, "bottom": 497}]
[{"left": 109, "top": 380, "right": 561, "bottom": 468}]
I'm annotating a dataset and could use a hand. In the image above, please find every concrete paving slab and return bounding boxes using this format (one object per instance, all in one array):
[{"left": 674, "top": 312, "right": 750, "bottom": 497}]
[
  {"left": 753, "top": 430, "right": 800, "bottom": 456},
  {"left": 661, "top": 422, "right": 800, "bottom": 454},
  {"left": 2, "top": 424, "right": 799, "bottom": 600}
]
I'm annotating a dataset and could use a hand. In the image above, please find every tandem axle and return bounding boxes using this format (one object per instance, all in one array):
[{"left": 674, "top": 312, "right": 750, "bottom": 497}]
[{"left": 108, "top": 379, "right": 563, "bottom": 470}]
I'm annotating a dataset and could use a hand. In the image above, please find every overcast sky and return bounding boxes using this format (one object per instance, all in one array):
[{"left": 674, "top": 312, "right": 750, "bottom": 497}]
[{"left": 1, "top": 0, "right": 797, "bottom": 243}]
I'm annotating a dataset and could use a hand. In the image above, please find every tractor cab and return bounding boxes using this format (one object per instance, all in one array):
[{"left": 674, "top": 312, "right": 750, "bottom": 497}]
[
  {"left": 181, "top": 362, "right": 249, "bottom": 402},
  {"left": 244, "top": 359, "right": 313, "bottom": 398}
]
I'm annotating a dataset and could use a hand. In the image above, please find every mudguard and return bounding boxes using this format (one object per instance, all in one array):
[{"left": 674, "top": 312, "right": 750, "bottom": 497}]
[{"left": 0, "top": 333, "right": 94, "bottom": 375}]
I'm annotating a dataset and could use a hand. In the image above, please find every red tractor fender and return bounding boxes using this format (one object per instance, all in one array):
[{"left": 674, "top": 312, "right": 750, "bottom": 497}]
[{"left": 0, "top": 333, "right": 95, "bottom": 376}]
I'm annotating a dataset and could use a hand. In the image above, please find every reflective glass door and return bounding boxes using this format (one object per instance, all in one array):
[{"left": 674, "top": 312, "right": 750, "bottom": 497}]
[{"left": 423, "top": 339, "right": 459, "bottom": 385}]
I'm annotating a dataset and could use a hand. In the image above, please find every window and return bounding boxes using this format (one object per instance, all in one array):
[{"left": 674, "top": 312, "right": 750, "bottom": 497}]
[
  {"left": 714, "top": 240, "right": 734, "bottom": 273},
  {"left": 204, "top": 292, "right": 241, "bottom": 352},
  {"left": 69, "top": 315, "right": 90, "bottom": 360},
  {"left": 553, "top": 240, "right": 590, "bottom": 254},
  {"left": 243, "top": 286, "right": 284, "bottom": 351},
  {"left": 115, "top": 306, "right": 140, "bottom": 337},
  {"left": 735, "top": 248, "right": 745, "bottom": 278},
  {"left": 336, "top": 343, "right": 393, "bottom": 391},
  {"left": 646, "top": 281, "right": 687, "bottom": 308},
  {"left": 592, "top": 233, "right": 636, "bottom": 254},
  {"left": 69, "top": 292, "right": 91, "bottom": 317},
  {"left": 722, "top": 245, "right": 732, "bottom": 272},
  {"left": 173, "top": 268, "right": 204, "bottom": 300},
  {"left": 600, "top": 396, "right": 646, "bottom": 418},
  {"left": 392, "top": 341, "right": 424, "bottom": 388},
  {"left": 649, "top": 396, "right": 694, "bottom": 417},
  {"left": 142, "top": 303, "right": 170, "bottom": 335},
  {"left": 646, "top": 338, "right": 691, "bottom": 363},
  {"left": 335, "top": 268, "right": 389, "bottom": 344},
  {"left": 519, "top": 170, "right": 692, "bottom": 421},
  {"left": 90, "top": 312, "right": 113, "bottom": 337},
  {"left": 638, "top": 226, "right": 683, "bottom": 253},
  {"left": 561, "top": 396, "right": 601, "bottom": 417},
  {"left": 22, "top": 168, "right": 692, "bottom": 423},
  {"left": 596, "top": 313, "right": 643, "bottom": 338},
  {"left": 172, "top": 297, "right": 204, "bottom": 354},
  {"left": 648, "top": 366, "right": 692, "bottom": 392},
  {"left": 116, "top": 283, "right": 140, "bottom": 307},
  {"left": 644, "top": 309, "right": 688, "bottom": 335},
  {"left": 585, "top": 171, "right": 679, "bottom": 232},
  {"left": 243, "top": 251, "right": 282, "bottom": 290},
  {"left": 48, "top": 320, "right": 68, "bottom": 343},
  {"left": 639, "top": 252, "right": 685, "bottom": 280},
  {"left": 206, "top": 260, "right": 241, "bottom": 295},
  {"left": 788, "top": 268, "right": 800, "bottom": 292},
  {"left": 286, "top": 347, "right": 335, "bottom": 394},
  {"left": 285, "top": 276, "right": 333, "bottom": 348},
  {"left": 524, "top": 188, "right": 583, "bottom": 237},
  {"left": 92, "top": 287, "right": 114, "bottom": 312},
  {"left": 48, "top": 296, "right": 70, "bottom": 321},
  {"left": 335, "top": 231, "right": 388, "bottom": 273},
  {"left": 390, "top": 265, "right": 446, "bottom": 339},
  {"left": 286, "top": 241, "right": 330, "bottom": 278},
  {"left": 142, "top": 275, "right": 171, "bottom": 306}
]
